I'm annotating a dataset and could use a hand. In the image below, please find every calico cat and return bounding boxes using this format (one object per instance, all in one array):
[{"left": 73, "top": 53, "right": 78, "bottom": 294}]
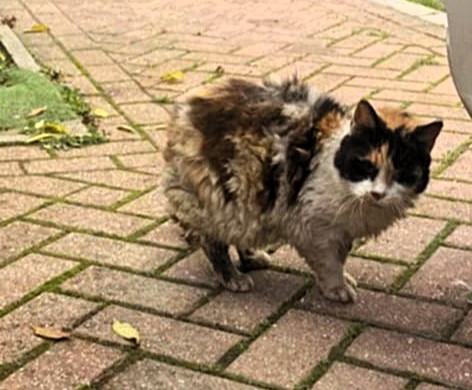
[{"left": 163, "top": 76, "right": 442, "bottom": 303}]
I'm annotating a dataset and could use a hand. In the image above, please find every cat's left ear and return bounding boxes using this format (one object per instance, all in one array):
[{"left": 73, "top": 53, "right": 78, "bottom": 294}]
[
  {"left": 413, "top": 120, "right": 443, "bottom": 152},
  {"left": 352, "top": 99, "right": 380, "bottom": 133}
]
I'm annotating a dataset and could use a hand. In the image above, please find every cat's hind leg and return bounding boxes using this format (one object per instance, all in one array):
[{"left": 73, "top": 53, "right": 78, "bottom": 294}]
[
  {"left": 202, "top": 238, "right": 254, "bottom": 292},
  {"left": 237, "top": 249, "right": 271, "bottom": 273}
]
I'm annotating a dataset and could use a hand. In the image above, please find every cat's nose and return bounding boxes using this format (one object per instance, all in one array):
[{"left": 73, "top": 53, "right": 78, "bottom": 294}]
[{"left": 370, "top": 191, "right": 385, "bottom": 201}]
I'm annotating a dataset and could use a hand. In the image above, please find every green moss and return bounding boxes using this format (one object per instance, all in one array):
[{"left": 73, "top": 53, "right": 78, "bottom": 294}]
[{"left": 0, "top": 68, "right": 78, "bottom": 130}]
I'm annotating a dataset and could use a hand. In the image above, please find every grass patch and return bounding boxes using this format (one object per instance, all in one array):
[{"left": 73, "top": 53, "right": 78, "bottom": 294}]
[
  {"left": 0, "top": 67, "right": 78, "bottom": 130},
  {"left": 406, "top": 0, "right": 445, "bottom": 11}
]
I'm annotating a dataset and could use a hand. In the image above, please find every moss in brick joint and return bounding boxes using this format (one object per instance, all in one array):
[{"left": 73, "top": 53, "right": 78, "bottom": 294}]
[{"left": 390, "top": 220, "right": 460, "bottom": 293}]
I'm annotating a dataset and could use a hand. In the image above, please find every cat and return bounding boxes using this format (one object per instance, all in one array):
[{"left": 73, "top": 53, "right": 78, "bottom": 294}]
[{"left": 163, "top": 76, "right": 442, "bottom": 303}]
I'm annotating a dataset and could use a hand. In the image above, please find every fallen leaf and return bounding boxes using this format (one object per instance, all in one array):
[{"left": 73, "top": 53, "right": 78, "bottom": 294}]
[
  {"left": 26, "top": 106, "right": 47, "bottom": 118},
  {"left": 26, "top": 133, "right": 61, "bottom": 143},
  {"left": 40, "top": 122, "right": 69, "bottom": 134},
  {"left": 215, "top": 65, "right": 225, "bottom": 75},
  {"left": 116, "top": 125, "right": 135, "bottom": 133},
  {"left": 93, "top": 107, "right": 110, "bottom": 118},
  {"left": 160, "top": 70, "right": 184, "bottom": 84},
  {"left": 112, "top": 319, "right": 140, "bottom": 345},
  {"left": 24, "top": 23, "right": 49, "bottom": 34},
  {"left": 31, "top": 326, "right": 70, "bottom": 340}
]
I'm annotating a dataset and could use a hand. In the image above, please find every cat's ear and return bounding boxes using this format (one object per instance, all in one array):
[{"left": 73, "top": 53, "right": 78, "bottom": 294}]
[
  {"left": 413, "top": 120, "right": 443, "bottom": 152},
  {"left": 352, "top": 99, "right": 379, "bottom": 132}
]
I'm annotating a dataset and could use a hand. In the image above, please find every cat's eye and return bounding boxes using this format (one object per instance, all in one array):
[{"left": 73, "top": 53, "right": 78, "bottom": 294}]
[
  {"left": 351, "top": 157, "right": 378, "bottom": 180},
  {"left": 395, "top": 167, "right": 422, "bottom": 186}
]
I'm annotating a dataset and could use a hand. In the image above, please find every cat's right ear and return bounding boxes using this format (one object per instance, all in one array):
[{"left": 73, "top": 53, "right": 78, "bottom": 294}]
[{"left": 352, "top": 99, "right": 379, "bottom": 133}]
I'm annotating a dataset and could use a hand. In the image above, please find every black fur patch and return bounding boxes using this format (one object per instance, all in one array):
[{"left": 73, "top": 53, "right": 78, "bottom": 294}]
[{"left": 259, "top": 158, "right": 282, "bottom": 212}]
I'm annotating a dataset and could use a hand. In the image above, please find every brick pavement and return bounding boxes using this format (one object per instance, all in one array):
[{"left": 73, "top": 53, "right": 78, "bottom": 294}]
[{"left": 0, "top": 0, "right": 471, "bottom": 389}]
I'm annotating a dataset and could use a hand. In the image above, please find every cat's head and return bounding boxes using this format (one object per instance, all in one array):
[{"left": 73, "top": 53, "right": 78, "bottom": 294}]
[{"left": 334, "top": 99, "right": 442, "bottom": 204}]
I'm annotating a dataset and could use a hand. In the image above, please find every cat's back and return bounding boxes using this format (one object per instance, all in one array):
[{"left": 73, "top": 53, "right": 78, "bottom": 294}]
[{"left": 165, "top": 77, "right": 347, "bottom": 214}]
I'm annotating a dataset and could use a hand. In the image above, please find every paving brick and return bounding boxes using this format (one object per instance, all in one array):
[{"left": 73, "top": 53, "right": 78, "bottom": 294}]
[
  {"left": 0, "top": 146, "right": 49, "bottom": 161},
  {"left": 346, "top": 328, "right": 472, "bottom": 389},
  {"left": 72, "top": 49, "right": 114, "bottom": 66},
  {"left": 58, "top": 169, "right": 157, "bottom": 190},
  {"left": 452, "top": 311, "right": 472, "bottom": 346},
  {"left": 44, "top": 232, "right": 177, "bottom": 270},
  {"left": 409, "top": 103, "right": 470, "bottom": 121},
  {"left": 67, "top": 185, "right": 128, "bottom": 207},
  {"left": 55, "top": 141, "right": 154, "bottom": 158},
  {"left": 130, "top": 49, "right": 187, "bottom": 66},
  {"left": 431, "top": 132, "right": 469, "bottom": 161},
  {"left": 0, "top": 254, "right": 76, "bottom": 309},
  {"left": 375, "top": 89, "right": 460, "bottom": 106},
  {"left": 377, "top": 53, "right": 421, "bottom": 71},
  {"left": 311, "top": 362, "right": 406, "bottom": 390},
  {"left": 413, "top": 196, "right": 471, "bottom": 222},
  {"left": 0, "top": 339, "right": 123, "bottom": 390},
  {"left": 30, "top": 203, "right": 151, "bottom": 236},
  {"left": 326, "top": 65, "right": 399, "bottom": 79},
  {"left": 23, "top": 156, "right": 115, "bottom": 174},
  {"left": 271, "top": 61, "right": 326, "bottom": 79},
  {"left": 0, "top": 162, "right": 22, "bottom": 175},
  {"left": 427, "top": 179, "right": 472, "bottom": 201},
  {"left": 357, "top": 216, "right": 445, "bottom": 262},
  {"left": 0, "top": 222, "right": 59, "bottom": 264},
  {"left": 67, "top": 74, "right": 101, "bottom": 95},
  {"left": 431, "top": 76, "right": 459, "bottom": 95},
  {"left": 0, "top": 293, "right": 98, "bottom": 364},
  {"left": 86, "top": 64, "right": 130, "bottom": 82},
  {"left": 190, "top": 270, "right": 305, "bottom": 333},
  {"left": 402, "top": 65, "right": 450, "bottom": 84},
  {"left": 140, "top": 220, "right": 188, "bottom": 248},
  {"left": 120, "top": 102, "right": 170, "bottom": 124},
  {"left": 119, "top": 188, "right": 168, "bottom": 218},
  {"left": 347, "top": 76, "right": 426, "bottom": 92},
  {"left": 445, "top": 225, "right": 472, "bottom": 249},
  {"left": 345, "top": 257, "right": 405, "bottom": 290},
  {"left": 63, "top": 266, "right": 209, "bottom": 315},
  {"left": 415, "top": 385, "right": 450, "bottom": 390},
  {"left": 117, "top": 151, "right": 163, "bottom": 169},
  {"left": 300, "top": 288, "right": 461, "bottom": 337},
  {"left": 402, "top": 247, "right": 472, "bottom": 305},
  {"left": 331, "top": 85, "right": 374, "bottom": 105},
  {"left": 58, "top": 34, "right": 98, "bottom": 50},
  {"left": 103, "top": 359, "right": 258, "bottom": 390},
  {"left": 0, "top": 175, "right": 84, "bottom": 197},
  {"left": 163, "top": 249, "right": 220, "bottom": 287},
  {"left": 353, "top": 42, "right": 403, "bottom": 59},
  {"left": 304, "top": 72, "right": 347, "bottom": 91},
  {"left": 102, "top": 80, "right": 151, "bottom": 103},
  {"left": 97, "top": 117, "right": 142, "bottom": 141},
  {"left": 227, "top": 310, "right": 348, "bottom": 388},
  {"left": 76, "top": 305, "right": 242, "bottom": 364},
  {"left": 441, "top": 150, "right": 472, "bottom": 181},
  {"left": 0, "top": 192, "right": 46, "bottom": 223}
]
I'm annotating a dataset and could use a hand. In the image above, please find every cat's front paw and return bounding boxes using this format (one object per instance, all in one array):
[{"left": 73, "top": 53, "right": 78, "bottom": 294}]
[
  {"left": 318, "top": 273, "right": 358, "bottom": 303},
  {"left": 221, "top": 271, "right": 254, "bottom": 292}
]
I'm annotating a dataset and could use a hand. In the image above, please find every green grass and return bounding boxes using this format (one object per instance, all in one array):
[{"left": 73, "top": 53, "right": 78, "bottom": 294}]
[
  {"left": 406, "top": 0, "right": 445, "bottom": 11},
  {"left": 0, "top": 67, "right": 78, "bottom": 130}
]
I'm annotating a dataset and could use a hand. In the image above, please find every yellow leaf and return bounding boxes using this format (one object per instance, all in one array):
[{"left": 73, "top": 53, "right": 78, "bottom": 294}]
[
  {"left": 43, "top": 122, "right": 69, "bottom": 134},
  {"left": 112, "top": 319, "right": 140, "bottom": 345},
  {"left": 93, "top": 107, "right": 110, "bottom": 118},
  {"left": 160, "top": 70, "right": 184, "bottom": 84},
  {"left": 24, "top": 23, "right": 49, "bottom": 34},
  {"left": 31, "top": 326, "right": 70, "bottom": 340},
  {"left": 34, "top": 119, "right": 45, "bottom": 129},
  {"left": 116, "top": 125, "right": 135, "bottom": 133},
  {"left": 26, "top": 106, "right": 47, "bottom": 118},
  {"left": 25, "top": 133, "right": 61, "bottom": 143}
]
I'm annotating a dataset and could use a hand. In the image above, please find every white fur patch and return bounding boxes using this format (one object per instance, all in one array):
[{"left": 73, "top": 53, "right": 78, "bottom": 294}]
[{"left": 350, "top": 179, "right": 373, "bottom": 197}]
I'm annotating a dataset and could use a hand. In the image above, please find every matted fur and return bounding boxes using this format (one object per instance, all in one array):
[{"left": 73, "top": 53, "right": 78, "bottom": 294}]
[{"left": 163, "top": 76, "right": 442, "bottom": 302}]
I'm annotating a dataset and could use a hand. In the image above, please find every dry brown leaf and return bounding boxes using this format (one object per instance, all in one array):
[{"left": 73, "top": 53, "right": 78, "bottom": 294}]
[
  {"left": 116, "top": 125, "right": 136, "bottom": 133},
  {"left": 112, "top": 319, "right": 140, "bottom": 345},
  {"left": 1, "top": 15, "right": 17, "bottom": 28},
  {"left": 26, "top": 106, "right": 47, "bottom": 118},
  {"left": 31, "top": 326, "right": 70, "bottom": 340},
  {"left": 24, "top": 23, "right": 49, "bottom": 34}
]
